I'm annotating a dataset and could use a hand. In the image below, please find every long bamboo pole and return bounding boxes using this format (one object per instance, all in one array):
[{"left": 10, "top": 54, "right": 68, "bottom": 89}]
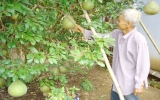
[
  {"left": 126, "top": 0, "right": 160, "bottom": 55},
  {"left": 80, "top": 4, "right": 125, "bottom": 100}
]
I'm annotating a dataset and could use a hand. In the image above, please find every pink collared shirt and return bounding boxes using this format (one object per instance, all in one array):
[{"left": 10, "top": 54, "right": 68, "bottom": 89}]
[{"left": 84, "top": 28, "right": 150, "bottom": 95}]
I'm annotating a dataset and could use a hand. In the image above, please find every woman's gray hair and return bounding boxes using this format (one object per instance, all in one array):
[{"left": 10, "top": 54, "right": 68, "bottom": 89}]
[{"left": 118, "top": 9, "right": 141, "bottom": 27}]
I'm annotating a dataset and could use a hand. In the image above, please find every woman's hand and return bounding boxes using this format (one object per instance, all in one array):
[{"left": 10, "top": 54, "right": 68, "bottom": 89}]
[
  {"left": 134, "top": 83, "right": 144, "bottom": 96},
  {"left": 71, "top": 24, "right": 84, "bottom": 33}
]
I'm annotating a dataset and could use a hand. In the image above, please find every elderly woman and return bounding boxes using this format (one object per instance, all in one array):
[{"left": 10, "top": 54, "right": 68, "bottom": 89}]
[{"left": 72, "top": 9, "right": 150, "bottom": 100}]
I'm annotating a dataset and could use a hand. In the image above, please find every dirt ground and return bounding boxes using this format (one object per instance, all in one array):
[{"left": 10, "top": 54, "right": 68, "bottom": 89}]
[{"left": 0, "top": 65, "right": 160, "bottom": 100}]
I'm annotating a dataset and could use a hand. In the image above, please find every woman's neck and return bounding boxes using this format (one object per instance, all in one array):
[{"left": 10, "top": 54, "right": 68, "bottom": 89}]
[{"left": 122, "top": 27, "right": 134, "bottom": 35}]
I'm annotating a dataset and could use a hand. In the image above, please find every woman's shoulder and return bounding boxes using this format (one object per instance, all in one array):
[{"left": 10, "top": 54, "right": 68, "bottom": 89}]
[
  {"left": 134, "top": 31, "right": 147, "bottom": 44},
  {"left": 110, "top": 29, "right": 122, "bottom": 39}
]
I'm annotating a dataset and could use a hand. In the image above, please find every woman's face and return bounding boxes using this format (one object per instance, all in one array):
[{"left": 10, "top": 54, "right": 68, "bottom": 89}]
[{"left": 116, "top": 14, "right": 128, "bottom": 30}]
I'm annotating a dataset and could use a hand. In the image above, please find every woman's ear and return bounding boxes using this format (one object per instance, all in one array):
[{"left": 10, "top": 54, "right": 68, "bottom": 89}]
[{"left": 126, "top": 22, "right": 133, "bottom": 28}]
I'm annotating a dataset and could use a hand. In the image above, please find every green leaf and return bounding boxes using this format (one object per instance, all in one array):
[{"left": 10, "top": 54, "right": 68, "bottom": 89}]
[
  {"left": 34, "top": 58, "right": 39, "bottom": 63},
  {"left": 48, "top": 58, "right": 57, "bottom": 64},
  {"left": 40, "top": 57, "right": 45, "bottom": 64},
  {"left": 49, "top": 47, "right": 55, "bottom": 54},
  {"left": 61, "top": 54, "right": 67, "bottom": 60},
  {"left": 96, "top": 61, "right": 105, "bottom": 67},
  {"left": 1, "top": 60, "right": 11, "bottom": 65},
  {"left": 5, "top": 70, "right": 15, "bottom": 77},
  {"left": 17, "top": 24, "right": 24, "bottom": 31},
  {"left": 38, "top": 25, "right": 44, "bottom": 31},
  {"left": 14, "top": 3, "right": 23, "bottom": 14},
  {"left": 28, "top": 47, "right": 38, "bottom": 53},
  {"left": 33, "top": 66, "right": 42, "bottom": 74},
  {"left": 17, "top": 69, "right": 28, "bottom": 80},
  {"left": 28, "top": 68, "right": 37, "bottom": 74},
  {"left": 6, "top": 6, "right": 15, "bottom": 14},
  {"left": 0, "top": 6, "right": 5, "bottom": 12},
  {"left": 31, "top": 39, "right": 36, "bottom": 45},
  {"left": 25, "top": 74, "right": 33, "bottom": 83},
  {"left": 15, "top": 32, "right": 22, "bottom": 38},
  {"left": 25, "top": 23, "right": 30, "bottom": 30},
  {"left": 34, "top": 36, "right": 42, "bottom": 42},
  {"left": 0, "top": 67, "right": 5, "bottom": 75},
  {"left": 20, "top": 39, "right": 25, "bottom": 44},
  {"left": 44, "top": 67, "right": 49, "bottom": 72},
  {"left": 21, "top": 4, "right": 32, "bottom": 15},
  {"left": 98, "top": 0, "right": 103, "bottom": 3},
  {"left": 4, "top": 11, "right": 11, "bottom": 16},
  {"left": 27, "top": 59, "right": 33, "bottom": 63},
  {"left": 26, "top": 54, "right": 34, "bottom": 63},
  {"left": 26, "top": 53, "right": 34, "bottom": 59},
  {"left": 32, "top": 25, "right": 37, "bottom": 32},
  {"left": 79, "top": 59, "right": 87, "bottom": 65},
  {"left": 7, "top": 42, "right": 16, "bottom": 48},
  {"left": 14, "top": 58, "right": 24, "bottom": 64},
  {"left": 12, "top": 75, "right": 19, "bottom": 81}
]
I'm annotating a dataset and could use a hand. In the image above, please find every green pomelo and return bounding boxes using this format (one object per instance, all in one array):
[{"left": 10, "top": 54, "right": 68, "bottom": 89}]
[
  {"left": 11, "top": 14, "right": 19, "bottom": 21},
  {"left": 62, "top": 15, "right": 76, "bottom": 29},
  {"left": 50, "top": 67, "right": 60, "bottom": 75},
  {"left": 8, "top": 80, "right": 27, "bottom": 97},
  {"left": 82, "top": 0, "right": 94, "bottom": 10},
  {"left": 0, "top": 78, "right": 5, "bottom": 87},
  {"left": 40, "top": 85, "right": 50, "bottom": 93},
  {"left": 59, "top": 66, "right": 68, "bottom": 74},
  {"left": 2, "top": 50, "right": 7, "bottom": 56},
  {"left": 143, "top": 1, "right": 160, "bottom": 15}
]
